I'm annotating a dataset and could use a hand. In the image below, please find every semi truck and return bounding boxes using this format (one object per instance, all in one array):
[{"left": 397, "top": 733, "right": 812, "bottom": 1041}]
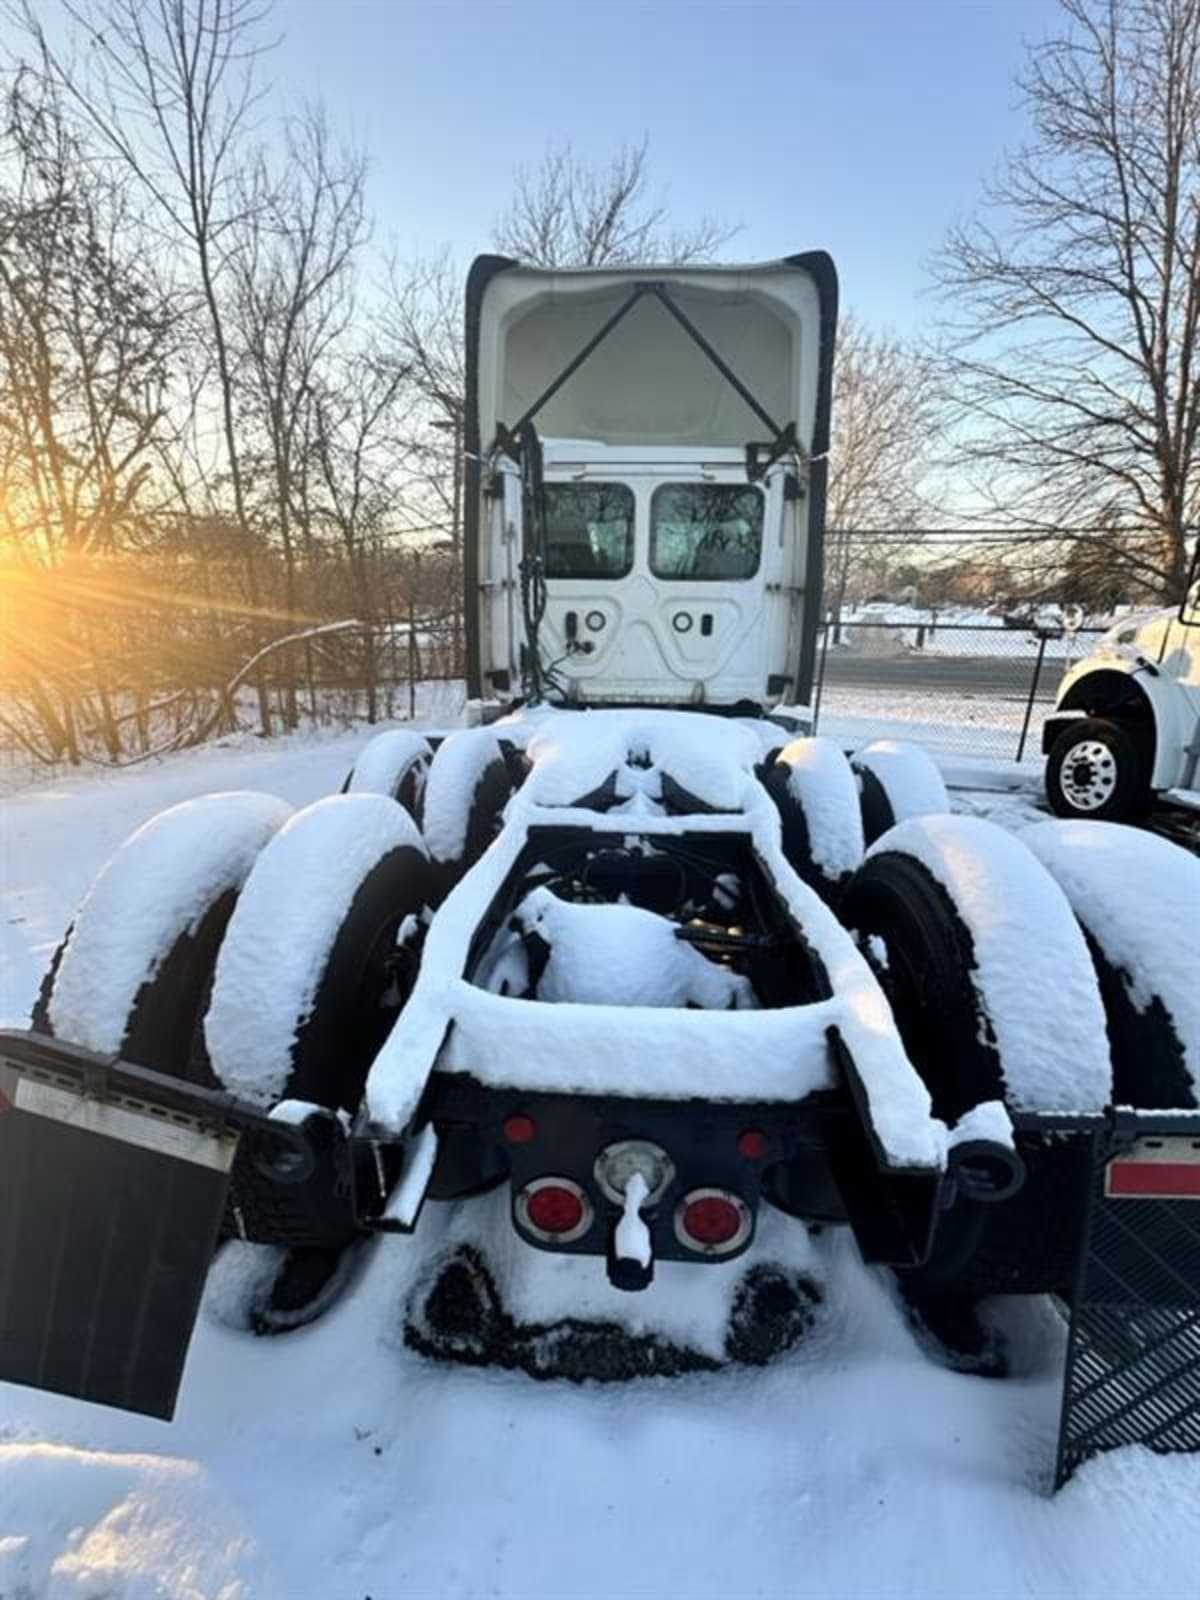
[{"left": 2, "top": 254, "right": 1197, "bottom": 1486}]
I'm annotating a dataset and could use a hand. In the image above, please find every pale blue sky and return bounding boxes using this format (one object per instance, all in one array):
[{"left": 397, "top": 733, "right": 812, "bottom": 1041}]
[{"left": 272, "top": 0, "right": 1062, "bottom": 330}]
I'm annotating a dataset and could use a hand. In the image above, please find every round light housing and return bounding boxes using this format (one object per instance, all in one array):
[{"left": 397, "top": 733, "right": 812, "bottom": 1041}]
[
  {"left": 593, "top": 1140, "right": 675, "bottom": 1206},
  {"left": 516, "top": 1177, "right": 593, "bottom": 1243},
  {"left": 674, "top": 1188, "right": 752, "bottom": 1256},
  {"left": 736, "top": 1128, "right": 769, "bottom": 1161}
]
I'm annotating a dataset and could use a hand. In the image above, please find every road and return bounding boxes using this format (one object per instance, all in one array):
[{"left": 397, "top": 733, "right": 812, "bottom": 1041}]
[{"left": 821, "top": 650, "right": 1072, "bottom": 702}]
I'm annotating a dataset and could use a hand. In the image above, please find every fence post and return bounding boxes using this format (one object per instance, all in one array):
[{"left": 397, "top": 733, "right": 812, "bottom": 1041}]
[
  {"left": 812, "top": 614, "right": 832, "bottom": 734},
  {"left": 408, "top": 594, "right": 417, "bottom": 721},
  {"left": 1016, "top": 631, "right": 1050, "bottom": 763}
]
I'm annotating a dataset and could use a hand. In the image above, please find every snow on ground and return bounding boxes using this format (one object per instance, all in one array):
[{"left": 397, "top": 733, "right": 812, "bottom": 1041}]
[
  {"left": 820, "top": 697, "right": 1039, "bottom": 762},
  {"left": 2, "top": 722, "right": 1198, "bottom": 1599},
  {"left": 837, "top": 603, "right": 1107, "bottom": 661}
]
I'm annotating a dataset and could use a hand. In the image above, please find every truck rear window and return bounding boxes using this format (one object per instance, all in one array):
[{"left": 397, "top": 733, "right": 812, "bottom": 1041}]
[
  {"left": 543, "top": 484, "right": 634, "bottom": 579},
  {"left": 650, "top": 484, "right": 763, "bottom": 581}
]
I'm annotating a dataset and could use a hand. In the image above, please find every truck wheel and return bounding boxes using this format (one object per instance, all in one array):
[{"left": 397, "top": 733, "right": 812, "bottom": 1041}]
[
  {"left": 1023, "top": 820, "right": 1199, "bottom": 1110},
  {"left": 851, "top": 739, "right": 949, "bottom": 846},
  {"left": 205, "top": 794, "right": 430, "bottom": 1113},
  {"left": 421, "top": 728, "right": 519, "bottom": 879},
  {"left": 842, "top": 816, "right": 1110, "bottom": 1301},
  {"left": 39, "top": 792, "right": 292, "bottom": 1079},
  {"left": 1045, "top": 716, "right": 1151, "bottom": 822},
  {"left": 342, "top": 728, "right": 432, "bottom": 823},
  {"left": 203, "top": 794, "right": 431, "bottom": 1333},
  {"left": 761, "top": 737, "right": 864, "bottom": 902}
]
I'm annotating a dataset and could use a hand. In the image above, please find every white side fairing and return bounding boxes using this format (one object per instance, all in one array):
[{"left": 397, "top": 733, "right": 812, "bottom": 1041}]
[{"left": 468, "top": 257, "right": 835, "bottom": 709}]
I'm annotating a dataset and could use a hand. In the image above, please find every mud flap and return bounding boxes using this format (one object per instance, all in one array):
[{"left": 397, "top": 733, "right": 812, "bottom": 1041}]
[
  {"left": 0, "top": 1051, "right": 237, "bottom": 1420},
  {"left": 1053, "top": 1115, "right": 1200, "bottom": 1486}
]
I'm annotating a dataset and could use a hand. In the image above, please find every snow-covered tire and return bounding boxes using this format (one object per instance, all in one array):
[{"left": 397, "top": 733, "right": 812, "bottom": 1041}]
[
  {"left": 841, "top": 815, "right": 1111, "bottom": 1296},
  {"left": 1023, "top": 820, "right": 1199, "bottom": 1110},
  {"left": 421, "top": 728, "right": 519, "bottom": 878},
  {"left": 761, "top": 737, "right": 864, "bottom": 902},
  {"left": 205, "top": 794, "right": 430, "bottom": 1114},
  {"left": 343, "top": 728, "right": 432, "bottom": 822},
  {"left": 851, "top": 739, "right": 949, "bottom": 847},
  {"left": 39, "top": 793, "right": 292, "bottom": 1080},
  {"left": 1045, "top": 715, "right": 1152, "bottom": 822}
]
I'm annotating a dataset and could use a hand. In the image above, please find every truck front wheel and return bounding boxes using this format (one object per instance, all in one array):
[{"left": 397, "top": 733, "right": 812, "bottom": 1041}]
[{"left": 1045, "top": 716, "right": 1151, "bottom": 822}]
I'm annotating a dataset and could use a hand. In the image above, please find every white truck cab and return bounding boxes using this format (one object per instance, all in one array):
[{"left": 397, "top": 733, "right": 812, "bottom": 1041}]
[
  {"left": 1044, "top": 577, "right": 1200, "bottom": 822},
  {"left": 463, "top": 254, "right": 837, "bottom": 712}
]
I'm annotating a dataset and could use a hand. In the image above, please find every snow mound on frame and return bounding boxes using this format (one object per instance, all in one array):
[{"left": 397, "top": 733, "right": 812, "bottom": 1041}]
[
  {"left": 205, "top": 794, "right": 425, "bottom": 1108},
  {"left": 520, "top": 707, "right": 771, "bottom": 812},
  {"left": 867, "top": 814, "right": 1111, "bottom": 1111},
  {"left": 511, "top": 886, "right": 756, "bottom": 1009},
  {"left": 48, "top": 791, "right": 293, "bottom": 1056}
]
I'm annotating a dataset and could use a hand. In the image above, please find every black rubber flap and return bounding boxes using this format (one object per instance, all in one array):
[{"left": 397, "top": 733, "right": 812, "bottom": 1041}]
[
  {"left": 1056, "top": 1131, "right": 1200, "bottom": 1485},
  {"left": 0, "top": 1099, "right": 231, "bottom": 1419}
]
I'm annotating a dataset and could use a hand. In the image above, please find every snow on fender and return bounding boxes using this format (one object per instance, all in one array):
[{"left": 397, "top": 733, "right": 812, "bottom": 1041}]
[
  {"left": 1022, "top": 819, "right": 1200, "bottom": 1106},
  {"left": 421, "top": 727, "right": 512, "bottom": 865},
  {"left": 345, "top": 728, "right": 432, "bottom": 801},
  {"left": 852, "top": 739, "right": 949, "bottom": 846},
  {"left": 48, "top": 791, "right": 293, "bottom": 1057},
  {"left": 205, "top": 794, "right": 427, "bottom": 1108},
  {"left": 866, "top": 813, "right": 1111, "bottom": 1112},
  {"left": 763, "top": 736, "right": 864, "bottom": 896}
]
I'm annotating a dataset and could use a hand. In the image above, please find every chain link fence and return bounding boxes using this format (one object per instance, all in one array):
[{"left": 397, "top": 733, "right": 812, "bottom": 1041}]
[{"left": 811, "top": 613, "right": 1109, "bottom": 762}]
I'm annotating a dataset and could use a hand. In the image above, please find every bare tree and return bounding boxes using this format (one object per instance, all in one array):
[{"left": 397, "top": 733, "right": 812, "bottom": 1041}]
[
  {"left": 0, "top": 69, "right": 174, "bottom": 759},
  {"left": 0, "top": 69, "right": 172, "bottom": 562},
  {"left": 230, "top": 105, "right": 368, "bottom": 723},
  {"left": 311, "top": 351, "right": 413, "bottom": 722},
  {"left": 381, "top": 249, "right": 465, "bottom": 543},
  {"left": 494, "top": 138, "right": 736, "bottom": 268},
  {"left": 16, "top": 0, "right": 282, "bottom": 726},
  {"left": 937, "top": 0, "right": 1200, "bottom": 601},
  {"left": 825, "top": 315, "right": 939, "bottom": 615}
]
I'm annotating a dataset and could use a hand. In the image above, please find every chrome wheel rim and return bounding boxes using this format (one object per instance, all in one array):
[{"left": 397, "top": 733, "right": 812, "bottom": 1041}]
[{"left": 1060, "top": 739, "right": 1119, "bottom": 811}]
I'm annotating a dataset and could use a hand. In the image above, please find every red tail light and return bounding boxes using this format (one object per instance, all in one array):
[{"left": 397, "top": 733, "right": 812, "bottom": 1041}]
[
  {"left": 503, "top": 1114, "right": 536, "bottom": 1145},
  {"left": 674, "top": 1188, "right": 751, "bottom": 1256},
  {"left": 736, "top": 1128, "right": 769, "bottom": 1160},
  {"left": 516, "top": 1177, "right": 593, "bottom": 1243}
]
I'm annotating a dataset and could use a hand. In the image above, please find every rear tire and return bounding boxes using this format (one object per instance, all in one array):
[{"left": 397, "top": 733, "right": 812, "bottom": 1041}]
[
  {"left": 203, "top": 794, "right": 431, "bottom": 1332},
  {"left": 851, "top": 739, "right": 949, "bottom": 846},
  {"left": 421, "top": 728, "right": 519, "bottom": 881},
  {"left": 761, "top": 737, "right": 863, "bottom": 903},
  {"left": 40, "top": 792, "right": 292, "bottom": 1074},
  {"left": 842, "top": 816, "right": 1110, "bottom": 1299},
  {"left": 1023, "top": 819, "right": 1199, "bottom": 1110},
  {"left": 343, "top": 728, "right": 432, "bottom": 823},
  {"left": 1045, "top": 716, "right": 1151, "bottom": 822},
  {"left": 205, "top": 794, "right": 430, "bottom": 1113}
]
